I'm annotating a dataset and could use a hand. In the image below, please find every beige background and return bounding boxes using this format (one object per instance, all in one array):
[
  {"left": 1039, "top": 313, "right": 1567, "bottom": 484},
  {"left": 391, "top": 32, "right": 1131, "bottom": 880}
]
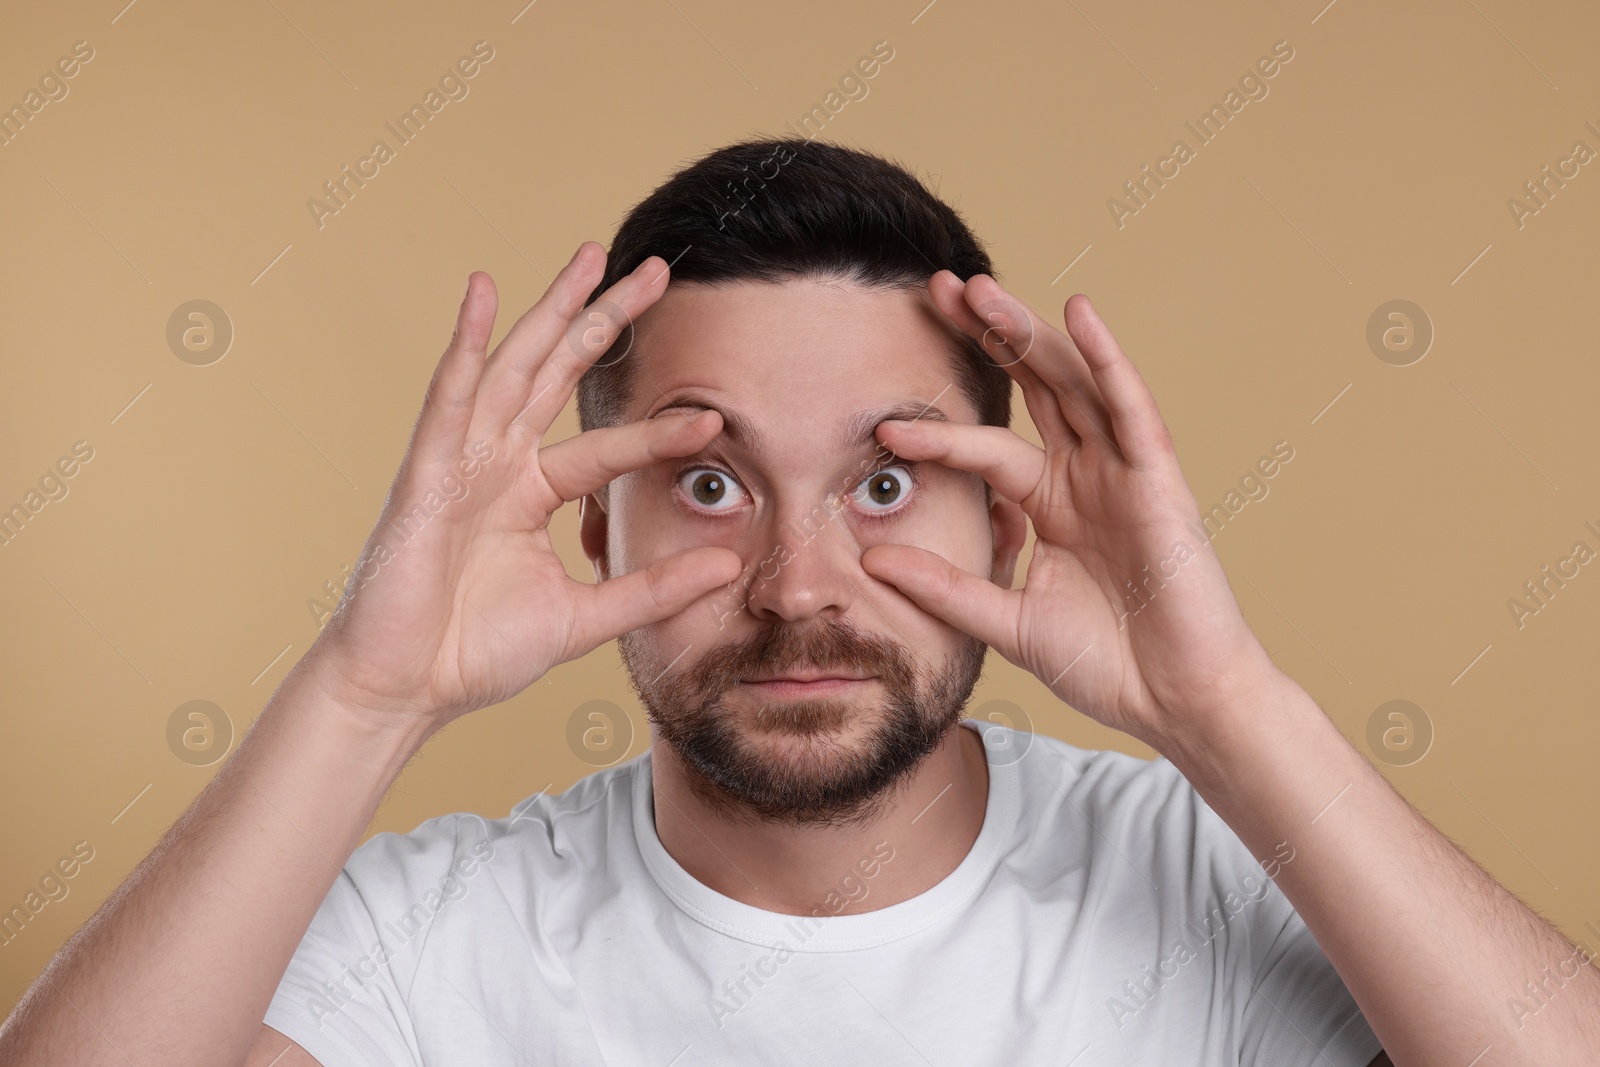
[{"left": 3, "top": 0, "right": 1598, "bottom": 1014}]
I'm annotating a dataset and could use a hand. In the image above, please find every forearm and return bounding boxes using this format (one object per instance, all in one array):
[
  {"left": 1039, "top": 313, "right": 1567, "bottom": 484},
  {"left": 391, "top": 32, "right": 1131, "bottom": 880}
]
[
  {"left": 1160, "top": 668, "right": 1600, "bottom": 1067},
  {"left": 0, "top": 656, "right": 433, "bottom": 1067}
]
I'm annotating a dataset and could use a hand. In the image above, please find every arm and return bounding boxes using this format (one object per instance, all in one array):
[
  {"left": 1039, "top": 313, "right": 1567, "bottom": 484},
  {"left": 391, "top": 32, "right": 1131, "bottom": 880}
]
[
  {"left": 246, "top": 1026, "right": 322, "bottom": 1066},
  {"left": 0, "top": 243, "right": 740, "bottom": 1067},
  {"left": 1164, "top": 666, "right": 1600, "bottom": 1066},
  {"left": 861, "top": 275, "right": 1599, "bottom": 1065},
  {"left": 0, "top": 663, "right": 426, "bottom": 1067}
]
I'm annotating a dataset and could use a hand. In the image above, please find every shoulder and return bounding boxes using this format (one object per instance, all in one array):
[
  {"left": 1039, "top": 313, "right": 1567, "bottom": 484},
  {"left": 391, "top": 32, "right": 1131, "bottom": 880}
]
[
  {"left": 994, "top": 721, "right": 1192, "bottom": 817},
  {"left": 988, "top": 722, "right": 1281, "bottom": 889},
  {"left": 340, "top": 755, "right": 645, "bottom": 897}
]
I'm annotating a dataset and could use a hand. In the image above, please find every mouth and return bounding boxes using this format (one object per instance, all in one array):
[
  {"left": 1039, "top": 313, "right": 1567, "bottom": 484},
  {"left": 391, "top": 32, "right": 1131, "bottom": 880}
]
[{"left": 737, "top": 671, "right": 878, "bottom": 698}]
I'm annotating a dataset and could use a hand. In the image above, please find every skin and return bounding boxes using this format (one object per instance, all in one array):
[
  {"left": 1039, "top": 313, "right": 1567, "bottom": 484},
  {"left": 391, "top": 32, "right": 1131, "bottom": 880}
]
[
  {"left": 581, "top": 277, "right": 1023, "bottom": 911},
  {"left": 1, "top": 241, "right": 1593, "bottom": 1066}
]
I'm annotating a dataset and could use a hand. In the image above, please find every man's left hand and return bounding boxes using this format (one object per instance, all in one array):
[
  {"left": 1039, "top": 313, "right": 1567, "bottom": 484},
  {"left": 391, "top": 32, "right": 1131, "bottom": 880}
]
[{"left": 863, "top": 271, "right": 1278, "bottom": 753}]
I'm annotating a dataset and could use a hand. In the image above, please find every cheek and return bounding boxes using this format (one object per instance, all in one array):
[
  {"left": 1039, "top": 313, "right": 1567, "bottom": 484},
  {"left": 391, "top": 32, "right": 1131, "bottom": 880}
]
[
  {"left": 856, "top": 482, "right": 995, "bottom": 647},
  {"left": 612, "top": 471, "right": 789, "bottom": 589},
  {"left": 607, "top": 473, "right": 723, "bottom": 572},
  {"left": 613, "top": 548, "right": 730, "bottom": 666},
  {"left": 608, "top": 476, "right": 747, "bottom": 644},
  {"left": 859, "top": 477, "right": 992, "bottom": 570}
]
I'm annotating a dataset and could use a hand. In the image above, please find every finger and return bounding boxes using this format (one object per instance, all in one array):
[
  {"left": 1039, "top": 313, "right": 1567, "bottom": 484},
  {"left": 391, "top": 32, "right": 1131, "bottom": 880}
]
[
  {"left": 928, "top": 271, "right": 1051, "bottom": 397},
  {"left": 929, "top": 269, "right": 1004, "bottom": 352},
  {"left": 539, "top": 409, "right": 723, "bottom": 505},
  {"left": 927, "top": 272, "right": 1078, "bottom": 450},
  {"left": 466, "top": 243, "right": 650, "bottom": 441},
  {"left": 944, "top": 273, "right": 1123, "bottom": 457},
  {"left": 567, "top": 546, "right": 744, "bottom": 658},
  {"left": 965, "top": 274, "right": 1119, "bottom": 449},
  {"left": 505, "top": 252, "right": 672, "bottom": 440},
  {"left": 409, "top": 271, "right": 498, "bottom": 467},
  {"left": 1063, "top": 294, "right": 1173, "bottom": 470},
  {"left": 859, "top": 543, "right": 1021, "bottom": 656},
  {"left": 468, "top": 241, "right": 603, "bottom": 438},
  {"left": 875, "top": 419, "right": 1047, "bottom": 506}
]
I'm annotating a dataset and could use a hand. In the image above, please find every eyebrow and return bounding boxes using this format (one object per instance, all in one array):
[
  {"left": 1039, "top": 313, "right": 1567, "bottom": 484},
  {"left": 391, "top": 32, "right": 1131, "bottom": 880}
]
[{"left": 645, "top": 391, "right": 952, "bottom": 461}]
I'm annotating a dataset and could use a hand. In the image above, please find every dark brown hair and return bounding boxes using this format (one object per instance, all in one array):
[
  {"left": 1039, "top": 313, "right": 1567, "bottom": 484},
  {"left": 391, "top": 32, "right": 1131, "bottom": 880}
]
[{"left": 575, "top": 137, "right": 1012, "bottom": 432}]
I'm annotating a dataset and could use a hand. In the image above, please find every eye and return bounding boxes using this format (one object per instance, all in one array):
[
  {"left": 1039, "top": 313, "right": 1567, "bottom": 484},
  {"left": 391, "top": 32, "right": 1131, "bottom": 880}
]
[
  {"left": 852, "top": 465, "right": 915, "bottom": 514},
  {"left": 676, "top": 467, "right": 748, "bottom": 513}
]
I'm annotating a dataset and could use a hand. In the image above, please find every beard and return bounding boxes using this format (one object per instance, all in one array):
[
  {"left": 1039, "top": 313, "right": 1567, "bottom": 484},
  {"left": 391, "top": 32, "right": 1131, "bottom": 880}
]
[{"left": 620, "top": 617, "right": 987, "bottom": 828}]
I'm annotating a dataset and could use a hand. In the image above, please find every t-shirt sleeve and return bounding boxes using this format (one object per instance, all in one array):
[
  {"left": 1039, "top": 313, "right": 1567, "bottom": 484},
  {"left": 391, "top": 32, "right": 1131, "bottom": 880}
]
[
  {"left": 262, "top": 813, "right": 492, "bottom": 1067},
  {"left": 1185, "top": 786, "right": 1384, "bottom": 1067},
  {"left": 1235, "top": 896, "right": 1384, "bottom": 1066}
]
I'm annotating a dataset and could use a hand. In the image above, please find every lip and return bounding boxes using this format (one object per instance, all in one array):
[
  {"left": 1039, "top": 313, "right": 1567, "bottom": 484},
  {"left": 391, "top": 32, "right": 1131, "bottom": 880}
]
[
  {"left": 737, "top": 674, "right": 878, "bottom": 698},
  {"left": 743, "top": 670, "right": 875, "bottom": 684}
]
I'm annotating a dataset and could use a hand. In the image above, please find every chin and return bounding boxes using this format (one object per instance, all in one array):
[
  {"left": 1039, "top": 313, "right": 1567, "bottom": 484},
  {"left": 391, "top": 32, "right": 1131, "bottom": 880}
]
[
  {"left": 729, "top": 696, "right": 887, "bottom": 763},
  {"left": 652, "top": 692, "right": 962, "bottom": 827},
  {"left": 734, "top": 682, "right": 882, "bottom": 733}
]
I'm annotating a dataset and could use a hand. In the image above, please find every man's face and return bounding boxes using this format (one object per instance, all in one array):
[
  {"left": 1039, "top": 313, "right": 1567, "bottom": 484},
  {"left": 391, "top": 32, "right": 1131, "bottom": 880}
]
[{"left": 582, "top": 277, "right": 1019, "bottom": 826}]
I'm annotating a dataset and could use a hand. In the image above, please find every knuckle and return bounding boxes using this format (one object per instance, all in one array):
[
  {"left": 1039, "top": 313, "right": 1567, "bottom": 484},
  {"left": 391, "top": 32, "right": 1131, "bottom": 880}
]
[
  {"left": 642, "top": 562, "right": 670, "bottom": 613},
  {"left": 422, "top": 376, "right": 453, "bottom": 414},
  {"left": 933, "top": 556, "right": 959, "bottom": 607}
]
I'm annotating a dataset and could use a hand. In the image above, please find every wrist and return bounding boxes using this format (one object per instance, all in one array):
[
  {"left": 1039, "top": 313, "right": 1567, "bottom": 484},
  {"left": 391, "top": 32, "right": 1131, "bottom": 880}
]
[
  {"left": 268, "top": 652, "right": 440, "bottom": 766},
  {"left": 1150, "top": 658, "right": 1313, "bottom": 795}
]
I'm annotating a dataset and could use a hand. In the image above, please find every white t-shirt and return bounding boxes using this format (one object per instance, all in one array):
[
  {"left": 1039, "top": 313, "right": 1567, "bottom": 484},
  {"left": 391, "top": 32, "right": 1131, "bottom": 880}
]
[{"left": 265, "top": 718, "right": 1383, "bottom": 1066}]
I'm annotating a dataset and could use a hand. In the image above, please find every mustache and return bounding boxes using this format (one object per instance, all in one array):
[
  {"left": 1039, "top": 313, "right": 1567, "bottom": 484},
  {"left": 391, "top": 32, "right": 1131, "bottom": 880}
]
[{"left": 680, "top": 618, "right": 917, "bottom": 697}]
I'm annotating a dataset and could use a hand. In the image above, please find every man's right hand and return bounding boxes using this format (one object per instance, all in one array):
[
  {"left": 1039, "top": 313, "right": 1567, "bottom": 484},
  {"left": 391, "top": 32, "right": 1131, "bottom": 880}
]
[
  {"left": 0, "top": 241, "right": 736, "bottom": 1067},
  {"left": 308, "top": 241, "right": 740, "bottom": 731}
]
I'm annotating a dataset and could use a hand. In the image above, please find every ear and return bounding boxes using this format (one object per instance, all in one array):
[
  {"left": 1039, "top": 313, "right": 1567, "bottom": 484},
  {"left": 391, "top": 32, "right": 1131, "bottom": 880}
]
[
  {"left": 988, "top": 495, "right": 1026, "bottom": 589},
  {"left": 579, "top": 491, "right": 610, "bottom": 583}
]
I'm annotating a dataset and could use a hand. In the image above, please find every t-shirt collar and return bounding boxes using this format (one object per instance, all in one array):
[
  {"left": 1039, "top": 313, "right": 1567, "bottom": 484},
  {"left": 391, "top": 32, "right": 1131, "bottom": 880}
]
[{"left": 631, "top": 717, "right": 1021, "bottom": 951}]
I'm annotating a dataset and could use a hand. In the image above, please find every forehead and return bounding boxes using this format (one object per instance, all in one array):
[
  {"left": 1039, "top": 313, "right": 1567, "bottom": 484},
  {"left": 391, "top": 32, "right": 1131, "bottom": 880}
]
[{"left": 622, "top": 277, "right": 978, "bottom": 445}]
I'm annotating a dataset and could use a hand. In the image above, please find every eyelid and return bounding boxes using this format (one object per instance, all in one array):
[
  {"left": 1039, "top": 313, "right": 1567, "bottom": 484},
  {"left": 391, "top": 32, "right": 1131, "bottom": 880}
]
[
  {"left": 863, "top": 459, "right": 921, "bottom": 485},
  {"left": 672, "top": 457, "right": 741, "bottom": 485}
]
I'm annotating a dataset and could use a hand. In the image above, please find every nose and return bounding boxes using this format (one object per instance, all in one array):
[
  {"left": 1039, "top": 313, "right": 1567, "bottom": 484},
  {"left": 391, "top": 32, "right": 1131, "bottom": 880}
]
[{"left": 741, "top": 493, "right": 858, "bottom": 625}]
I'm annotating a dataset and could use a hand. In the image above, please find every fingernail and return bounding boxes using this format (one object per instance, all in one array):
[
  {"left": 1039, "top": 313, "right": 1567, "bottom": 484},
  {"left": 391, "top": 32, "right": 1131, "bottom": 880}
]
[{"left": 461, "top": 273, "right": 472, "bottom": 301}]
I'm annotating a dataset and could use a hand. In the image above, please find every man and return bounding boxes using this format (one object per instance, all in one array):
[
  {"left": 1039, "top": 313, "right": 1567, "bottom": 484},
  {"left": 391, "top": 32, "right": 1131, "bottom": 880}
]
[{"left": 2, "top": 139, "right": 1595, "bottom": 1066}]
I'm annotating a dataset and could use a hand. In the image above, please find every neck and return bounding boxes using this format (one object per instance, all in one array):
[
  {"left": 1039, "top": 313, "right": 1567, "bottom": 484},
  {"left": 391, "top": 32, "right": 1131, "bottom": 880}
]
[{"left": 649, "top": 720, "right": 990, "bottom": 916}]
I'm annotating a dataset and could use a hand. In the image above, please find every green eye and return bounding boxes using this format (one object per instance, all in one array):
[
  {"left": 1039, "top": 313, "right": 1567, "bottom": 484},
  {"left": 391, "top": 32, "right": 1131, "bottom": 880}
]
[
  {"left": 853, "top": 466, "right": 914, "bottom": 512},
  {"left": 678, "top": 468, "right": 746, "bottom": 512}
]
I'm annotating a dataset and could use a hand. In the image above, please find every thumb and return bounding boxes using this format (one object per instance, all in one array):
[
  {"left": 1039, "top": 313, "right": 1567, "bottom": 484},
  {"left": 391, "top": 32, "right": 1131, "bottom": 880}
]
[
  {"left": 860, "top": 544, "right": 1020, "bottom": 656},
  {"left": 568, "top": 546, "right": 744, "bottom": 658}
]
